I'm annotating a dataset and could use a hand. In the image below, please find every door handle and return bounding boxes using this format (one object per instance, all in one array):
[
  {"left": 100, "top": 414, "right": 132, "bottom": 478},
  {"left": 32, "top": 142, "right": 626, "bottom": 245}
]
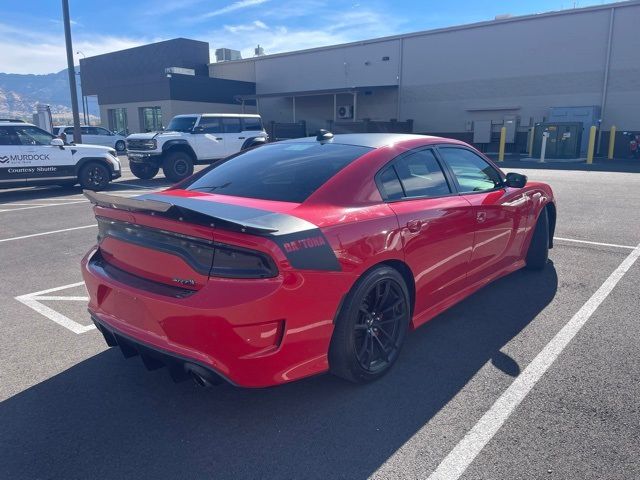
[
  {"left": 215, "top": 137, "right": 223, "bottom": 141},
  {"left": 476, "top": 211, "right": 487, "bottom": 223},
  {"left": 406, "top": 220, "right": 422, "bottom": 233}
]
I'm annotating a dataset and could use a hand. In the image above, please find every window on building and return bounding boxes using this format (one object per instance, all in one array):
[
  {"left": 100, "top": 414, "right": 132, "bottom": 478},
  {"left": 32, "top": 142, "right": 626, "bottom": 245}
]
[
  {"left": 107, "top": 108, "right": 128, "bottom": 134},
  {"left": 139, "top": 107, "right": 163, "bottom": 132}
]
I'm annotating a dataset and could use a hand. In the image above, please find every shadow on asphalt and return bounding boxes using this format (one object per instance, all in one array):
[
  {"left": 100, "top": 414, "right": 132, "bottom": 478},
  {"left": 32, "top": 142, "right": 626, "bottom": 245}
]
[{"left": 0, "top": 263, "right": 558, "bottom": 479}]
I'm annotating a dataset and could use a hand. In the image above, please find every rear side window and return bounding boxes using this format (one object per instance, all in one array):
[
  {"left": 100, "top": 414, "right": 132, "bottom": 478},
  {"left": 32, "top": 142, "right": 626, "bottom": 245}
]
[
  {"left": 394, "top": 149, "right": 451, "bottom": 198},
  {"left": 378, "top": 167, "right": 404, "bottom": 201},
  {"left": 0, "top": 126, "right": 20, "bottom": 145},
  {"left": 438, "top": 147, "right": 503, "bottom": 193},
  {"left": 185, "top": 142, "right": 372, "bottom": 203},
  {"left": 242, "top": 117, "right": 263, "bottom": 131}
]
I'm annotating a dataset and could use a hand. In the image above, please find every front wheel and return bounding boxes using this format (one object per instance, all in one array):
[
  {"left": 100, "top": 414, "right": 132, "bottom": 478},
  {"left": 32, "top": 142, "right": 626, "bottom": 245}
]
[
  {"left": 162, "top": 151, "right": 194, "bottom": 182},
  {"left": 79, "top": 162, "right": 110, "bottom": 191},
  {"left": 115, "top": 140, "right": 126, "bottom": 152},
  {"left": 329, "top": 265, "right": 411, "bottom": 383},
  {"left": 130, "top": 162, "right": 159, "bottom": 180}
]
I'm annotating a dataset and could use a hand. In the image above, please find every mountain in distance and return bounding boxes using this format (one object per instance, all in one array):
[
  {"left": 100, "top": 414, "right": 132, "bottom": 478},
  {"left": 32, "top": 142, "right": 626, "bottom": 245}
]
[{"left": 0, "top": 68, "right": 100, "bottom": 123}]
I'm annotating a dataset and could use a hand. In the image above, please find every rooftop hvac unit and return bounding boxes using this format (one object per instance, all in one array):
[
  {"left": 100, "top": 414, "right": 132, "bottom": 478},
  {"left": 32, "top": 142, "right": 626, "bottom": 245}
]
[{"left": 337, "top": 105, "right": 354, "bottom": 120}]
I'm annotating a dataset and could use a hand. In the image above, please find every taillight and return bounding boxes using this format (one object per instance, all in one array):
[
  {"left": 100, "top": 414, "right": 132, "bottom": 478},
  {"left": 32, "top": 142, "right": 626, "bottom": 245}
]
[
  {"left": 96, "top": 217, "right": 278, "bottom": 279},
  {"left": 211, "top": 243, "right": 277, "bottom": 279}
]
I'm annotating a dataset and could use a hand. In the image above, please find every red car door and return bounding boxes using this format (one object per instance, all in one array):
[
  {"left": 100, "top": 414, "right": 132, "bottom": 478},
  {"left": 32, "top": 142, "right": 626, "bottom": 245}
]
[
  {"left": 437, "top": 146, "right": 532, "bottom": 286},
  {"left": 378, "top": 148, "right": 476, "bottom": 325}
]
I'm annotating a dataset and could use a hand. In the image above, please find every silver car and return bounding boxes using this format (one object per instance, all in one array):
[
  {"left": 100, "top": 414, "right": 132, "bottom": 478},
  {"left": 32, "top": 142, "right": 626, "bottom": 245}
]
[{"left": 53, "top": 126, "right": 127, "bottom": 153}]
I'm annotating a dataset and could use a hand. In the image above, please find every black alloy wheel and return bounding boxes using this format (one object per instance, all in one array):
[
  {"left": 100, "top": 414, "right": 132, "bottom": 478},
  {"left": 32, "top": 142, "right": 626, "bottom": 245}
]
[
  {"left": 79, "top": 162, "right": 110, "bottom": 190},
  {"left": 329, "top": 265, "right": 411, "bottom": 383},
  {"left": 354, "top": 279, "right": 407, "bottom": 373}
]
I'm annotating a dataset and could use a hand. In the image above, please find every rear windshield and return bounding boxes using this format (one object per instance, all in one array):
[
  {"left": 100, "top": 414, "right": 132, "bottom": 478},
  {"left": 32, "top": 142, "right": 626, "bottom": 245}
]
[
  {"left": 184, "top": 142, "right": 372, "bottom": 203},
  {"left": 166, "top": 116, "right": 197, "bottom": 132}
]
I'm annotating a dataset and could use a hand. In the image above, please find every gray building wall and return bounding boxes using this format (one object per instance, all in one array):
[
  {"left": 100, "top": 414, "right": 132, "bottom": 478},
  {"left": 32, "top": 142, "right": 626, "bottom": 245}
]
[{"left": 209, "top": 1, "right": 640, "bottom": 135}]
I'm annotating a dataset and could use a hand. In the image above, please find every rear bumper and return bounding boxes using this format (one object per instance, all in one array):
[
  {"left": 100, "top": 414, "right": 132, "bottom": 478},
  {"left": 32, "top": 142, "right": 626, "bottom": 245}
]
[
  {"left": 92, "top": 314, "right": 231, "bottom": 386},
  {"left": 82, "top": 248, "right": 351, "bottom": 387}
]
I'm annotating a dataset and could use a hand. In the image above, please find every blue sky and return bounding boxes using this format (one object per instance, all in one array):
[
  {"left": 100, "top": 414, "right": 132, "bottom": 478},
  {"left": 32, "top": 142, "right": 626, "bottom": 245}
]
[{"left": 0, "top": 0, "right": 608, "bottom": 74}]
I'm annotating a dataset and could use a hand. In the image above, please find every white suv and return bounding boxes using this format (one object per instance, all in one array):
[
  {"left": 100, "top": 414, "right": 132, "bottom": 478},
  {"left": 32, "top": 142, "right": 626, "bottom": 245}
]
[
  {"left": 125, "top": 114, "right": 267, "bottom": 181},
  {"left": 53, "top": 126, "right": 127, "bottom": 153},
  {"left": 0, "top": 122, "right": 121, "bottom": 190}
]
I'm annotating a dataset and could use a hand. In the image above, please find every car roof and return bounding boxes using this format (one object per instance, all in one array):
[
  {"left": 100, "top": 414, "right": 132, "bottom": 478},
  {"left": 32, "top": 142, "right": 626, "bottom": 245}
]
[
  {"left": 279, "top": 133, "right": 448, "bottom": 149},
  {"left": 172, "top": 113, "right": 261, "bottom": 118}
]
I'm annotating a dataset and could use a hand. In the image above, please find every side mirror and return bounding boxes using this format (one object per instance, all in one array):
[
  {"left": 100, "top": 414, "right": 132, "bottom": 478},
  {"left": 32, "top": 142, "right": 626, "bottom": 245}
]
[
  {"left": 50, "top": 138, "right": 64, "bottom": 148},
  {"left": 504, "top": 172, "right": 527, "bottom": 188},
  {"left": 192, "top": 126, "right": 204, "bottom": 133}
]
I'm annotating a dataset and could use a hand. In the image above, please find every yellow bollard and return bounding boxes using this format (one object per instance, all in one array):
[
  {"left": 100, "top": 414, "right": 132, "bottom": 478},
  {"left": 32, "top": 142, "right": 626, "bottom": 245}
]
[
  {"left": 527, "top": 127, "right": 534, "bottom": 157},
  {"left": 498, "top": 126, "right": 506, "bottom": 162},
  {"left": 587, "top": 125, "right": 597, "bottom": 164},
  {"left": 608, "top": 125, "right": 616, "bottom": 159}
]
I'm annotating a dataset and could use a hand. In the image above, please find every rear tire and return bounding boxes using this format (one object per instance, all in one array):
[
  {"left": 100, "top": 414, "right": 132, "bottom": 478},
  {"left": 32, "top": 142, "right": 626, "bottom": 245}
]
[
  {"left": 525, "top": 208, "right": 549, "bottom": 270},
  {"left": 162, "top": 151, "right": 194, "bottom": 182},
  {"left": 79, "top": 162, "right": 110, "bottom": 191},
  {"left": 130, "top": 162, "right": 159, "bottom": 180},
  {"left": 329, "top": 265, "right": 411, "bottom": 383},
  {"left": 115, "top": 140, "right": 126, "bottom": 152}
]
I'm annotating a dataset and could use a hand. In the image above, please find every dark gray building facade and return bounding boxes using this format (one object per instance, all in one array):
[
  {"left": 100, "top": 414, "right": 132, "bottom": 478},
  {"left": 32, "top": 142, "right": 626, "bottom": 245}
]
[{"left": 80, "top": 38, "right": 256, "bottom": 133}]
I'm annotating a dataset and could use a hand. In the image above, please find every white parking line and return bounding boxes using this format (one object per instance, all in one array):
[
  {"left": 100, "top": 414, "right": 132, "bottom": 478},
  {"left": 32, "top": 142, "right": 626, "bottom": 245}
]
[
  {"left": 0, "top": 225, "right": 96, "bottom": 243},
  {"left": 15, "top": 282, "right": 94, "bottom": 334},
  {"left": 426, "top": 242, "right": 640, "bottom": 480},
  {"left": 0, "top": 200, "right": 88, "bottom": 213},
  {"left": 554, "top": 236, "right": 635, "bottom": 250}
]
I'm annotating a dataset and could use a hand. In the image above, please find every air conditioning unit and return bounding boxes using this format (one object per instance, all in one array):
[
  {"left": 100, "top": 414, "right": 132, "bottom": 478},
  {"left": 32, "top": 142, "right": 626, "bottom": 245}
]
[{"left": 337, "top": 105, "right": 354, "bottom": 120}]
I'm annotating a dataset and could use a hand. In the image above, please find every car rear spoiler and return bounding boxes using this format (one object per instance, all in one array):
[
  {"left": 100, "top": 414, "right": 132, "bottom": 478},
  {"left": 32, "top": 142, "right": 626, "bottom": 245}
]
[
  {"left": 84, "top": 190, "right": 280, "bottom": 235},
  {"left": 83, "top": 190, "right": 342, "bottom": 271}
]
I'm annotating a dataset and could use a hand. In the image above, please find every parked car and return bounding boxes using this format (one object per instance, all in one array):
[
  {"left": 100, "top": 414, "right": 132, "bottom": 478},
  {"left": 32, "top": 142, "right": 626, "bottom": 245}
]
[
  {"left": 125, "top": 113, "right": 268, "bottom": 182},
  {"left": 0, "top": 122, "right": 121, "bottom": 190},
  {"left": 82, "top": 132, "right": 556, "bottom": 388},
  {"left": 53, "top": 125, "right": 127, "bottom": 153}
]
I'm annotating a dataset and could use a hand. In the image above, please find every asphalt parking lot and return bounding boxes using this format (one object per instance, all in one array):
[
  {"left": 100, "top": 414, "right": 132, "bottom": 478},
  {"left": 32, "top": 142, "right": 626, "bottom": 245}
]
[{"left": 1, "top": 159, "right": 639, "bottom": 480}]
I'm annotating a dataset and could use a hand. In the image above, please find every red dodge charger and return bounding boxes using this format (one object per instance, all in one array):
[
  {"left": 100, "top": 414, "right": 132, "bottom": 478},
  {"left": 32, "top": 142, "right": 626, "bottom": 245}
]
[{"left": 81, "top": 132, "right": 556, "bottom": 388}]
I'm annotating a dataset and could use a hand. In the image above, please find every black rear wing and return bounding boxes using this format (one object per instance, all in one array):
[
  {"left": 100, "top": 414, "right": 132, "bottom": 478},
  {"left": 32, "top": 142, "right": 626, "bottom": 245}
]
[
  {"left": 83, "top": 190, "right": 342, "bottom": 271},
  {"left": 84, "top": 191, "right": 281, "bottom": 235}
]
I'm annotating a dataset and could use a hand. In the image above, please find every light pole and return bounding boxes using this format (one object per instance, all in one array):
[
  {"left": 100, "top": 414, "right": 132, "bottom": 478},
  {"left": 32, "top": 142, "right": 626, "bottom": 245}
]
[
  {"left": 62, "top": 0, "right": 82, "bottom": 143},
  {"left": 76, "top": 50, "right": 88, "bottom": 125}
]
